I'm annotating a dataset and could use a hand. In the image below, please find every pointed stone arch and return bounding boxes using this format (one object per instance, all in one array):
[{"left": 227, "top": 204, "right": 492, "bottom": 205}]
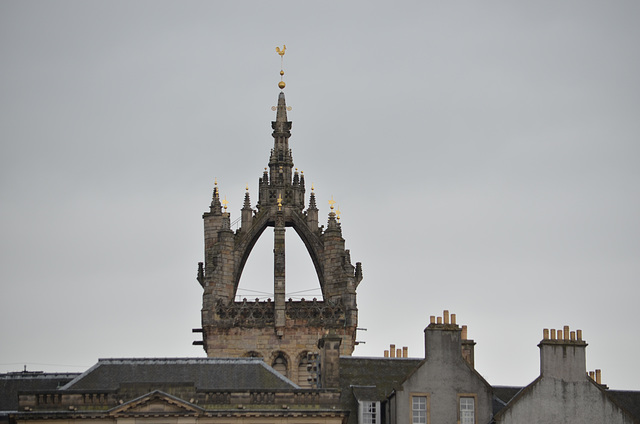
[
  {"left": 296, "top": 351, "right": 313, "bottom": 388},
  {"left": 270, "top": 351, "right": 290, "bottom": 378},
  {"left": 196, "top": 90, "right": 363, "bottom": 363},
  {"left": 232, "top": 209, "right": 325, "bottom": 298}
]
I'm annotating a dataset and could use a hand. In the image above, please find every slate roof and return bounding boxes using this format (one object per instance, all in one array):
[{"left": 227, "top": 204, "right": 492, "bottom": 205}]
[
  {"left": 606, "top": 390, "right": 640, "bottom": 423},
  {"left": 491, "top": 385, "right": 523, "bottom": 416},
  {"left": 61, "top": 358, "right": 298, "bottom": 391},
  {"left": 339, "top": 357, "right": 422, "bottom": 424},
  {"left": 339, "top": 357, "right": 422, "bottom": 401},
  {"left": 0, "top": 372, "right": 79, "bottom": 413}
]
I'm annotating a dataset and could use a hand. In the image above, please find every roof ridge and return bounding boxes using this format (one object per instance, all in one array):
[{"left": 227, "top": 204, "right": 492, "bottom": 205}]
[{"left": 95, "top": 357, "right": 265, "bottom": 364}]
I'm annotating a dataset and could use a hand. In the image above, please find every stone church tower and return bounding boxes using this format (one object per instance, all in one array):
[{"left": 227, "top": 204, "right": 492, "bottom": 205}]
[{"left": 194, "top": 73, "right": 363, "bottom": 386}]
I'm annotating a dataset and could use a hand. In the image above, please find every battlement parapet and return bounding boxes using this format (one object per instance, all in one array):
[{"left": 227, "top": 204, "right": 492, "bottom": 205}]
[{"left": 214, "top": 298, "right": 346, "bottom": 328}]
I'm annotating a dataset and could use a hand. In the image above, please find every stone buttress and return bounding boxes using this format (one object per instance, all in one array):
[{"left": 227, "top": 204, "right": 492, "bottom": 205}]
[{"left": 195, "top": 91, "right": 363, "bottom": 387}]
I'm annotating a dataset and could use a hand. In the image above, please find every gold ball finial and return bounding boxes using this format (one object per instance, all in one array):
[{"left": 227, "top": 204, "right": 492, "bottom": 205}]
[{"left": 276, "top": 45, "right": 287, "bottom": 90}]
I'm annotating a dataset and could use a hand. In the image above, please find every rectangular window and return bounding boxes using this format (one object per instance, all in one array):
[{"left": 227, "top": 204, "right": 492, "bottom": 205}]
[
  {"left": 412, "top": 396, "right": 427, "bottom": 424},
  {"left": 360, "top": 401, "right": 378, "bottom": 424},
  {"left": 460, "top": 397, "right": 475, "bottom": 424}
]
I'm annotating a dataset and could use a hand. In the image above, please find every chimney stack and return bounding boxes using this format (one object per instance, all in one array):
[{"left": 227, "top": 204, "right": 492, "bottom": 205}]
[
  {"left": 539, "top": 325, "right": 588, "bottom": 382},
  {"left": 384, "top": 345, "right": 409, "bottom": 358},
  {"left": 425, "top": 310, "right": 474, "bottom": 367}
]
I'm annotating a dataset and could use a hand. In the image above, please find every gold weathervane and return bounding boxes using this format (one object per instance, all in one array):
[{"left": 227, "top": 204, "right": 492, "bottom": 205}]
[
  {"left": 222, "top": 196, "right": 229, "bottom": 211},
  {"left": 271, "top": 45, "right": 293, "bottom": 112},
  {"left": 328, "top": 196, "right": 336, "bottom": 210},
  {"left": 276, "top": 45, "right": 286, "bottom": 90}
]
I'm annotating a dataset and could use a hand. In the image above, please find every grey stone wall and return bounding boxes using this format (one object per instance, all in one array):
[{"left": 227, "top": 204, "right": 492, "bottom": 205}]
[{"left": 391, "top": 312, "right": 493, "bottom": 424}]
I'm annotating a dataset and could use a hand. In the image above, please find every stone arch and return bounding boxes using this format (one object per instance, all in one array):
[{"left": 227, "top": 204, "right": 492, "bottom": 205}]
[
  {"left": 243, "top": 351, "right": 264, "bottom": 359},
  {"left": 233, "top": 210, "right": 325, "bottom": 298},
  {"left": 270, "top": 351, "right": 290, "bottom": 378},
  {"left": 296, "top": 351, "right": 313, "bottom": 388}
]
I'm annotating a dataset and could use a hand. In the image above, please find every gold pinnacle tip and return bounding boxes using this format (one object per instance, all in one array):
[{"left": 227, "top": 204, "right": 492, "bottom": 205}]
[
  {"left": 278, "top": 81, "right": 286, "bottom": 89},
  {"left": 328, "top": 196, "right": 336, "bottom": 210}
]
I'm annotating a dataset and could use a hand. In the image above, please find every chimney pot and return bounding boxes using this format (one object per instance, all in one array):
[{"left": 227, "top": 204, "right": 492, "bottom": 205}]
[
  {"left": 403, "top": 346, "right": 408, "bottom": 358},
  {"left": 557, "top": 329, "right": 563, "bottom": 340},
  {"left": 543, "top": 328, "right": 549, "bottom": 340},
  {"left": 437, "top": 317, "right": 442, "bottom": 324},
  {"left": 451, "top": 314, "right": 457, "bottom": 325},
  {"left": 461, "top": 325, "right": 468, "bottom": 340},
  {"left": 396, "top": 348, "right": 402, "bottom": 358},
  {"left": 589, "top": 371, "right": 595, "bottom": 380},
  {"left": 390, "top": 344, "right": 396, "bottom": 358},
  {"left": 577, "top": 329, "right": 582, "bottom": 341},
  {"left": 430, "top": 316, "right": 435, "bottom": 324},
  {"left": 570, "top": 331, "right": 576, "bottom": 341},
  {"left": 564, "top": 326, "right": 570, "bottom": 341},
  {"left": 384, "top": 350, "right": 389, "bottom": 358},
  {"left": 444, "top": 310, "right": 450, "bottom": 324},
  {"left": 596, "top": 369, "right": 602, "bottom": 384},
  {"left": 551, "top": 329, "right": 556, "bottom": 339}
]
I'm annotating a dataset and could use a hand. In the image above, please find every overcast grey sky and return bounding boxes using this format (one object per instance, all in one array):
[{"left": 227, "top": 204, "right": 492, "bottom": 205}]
[{"left": 1, "top": 1, "right": 639, "bottom": 390}]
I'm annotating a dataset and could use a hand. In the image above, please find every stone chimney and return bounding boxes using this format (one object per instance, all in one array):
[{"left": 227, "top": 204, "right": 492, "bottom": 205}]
[
  {"left": 425, "top": 310, "right": 473, "bottom": 367},
  {"left": 424, "top": 310, "right": 476, "bottom": 367},
  {"left": 461, "top": 325, "right": 476, "bottom": 367},
  {"left": 318, "top": 333, "right": 342, "bottom": 388},
  {"left": 539, "top": 326, "right": 587, "bottom": 382}
]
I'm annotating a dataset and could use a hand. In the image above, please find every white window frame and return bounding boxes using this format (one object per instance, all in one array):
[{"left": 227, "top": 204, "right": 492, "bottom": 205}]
[
  {"left": 458, "top": 394, "right": 476, "bottom": 424},
  {"left": 359, "top": 400, "right": 380, "bottom": 424},
  {"left": 410, "top": 394, "right": 429, "bottom": 424}
]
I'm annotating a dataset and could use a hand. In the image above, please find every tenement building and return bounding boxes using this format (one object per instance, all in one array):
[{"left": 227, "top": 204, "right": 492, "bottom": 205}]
[{"left": 2, "top": 52, "right": 640, "bottom": 424}]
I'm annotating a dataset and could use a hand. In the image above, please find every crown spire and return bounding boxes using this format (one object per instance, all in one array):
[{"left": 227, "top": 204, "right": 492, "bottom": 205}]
[
  {"left": 275, "top": 91, "right": 288, "bottom": 123},
  {"left": 272, "top": 45, "right": 292, "bottom": 125}
]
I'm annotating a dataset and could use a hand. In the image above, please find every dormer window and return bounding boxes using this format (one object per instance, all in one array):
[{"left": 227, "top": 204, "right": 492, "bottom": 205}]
[{"left": 359, "top": 401, "right": 379, "bottom": 424}]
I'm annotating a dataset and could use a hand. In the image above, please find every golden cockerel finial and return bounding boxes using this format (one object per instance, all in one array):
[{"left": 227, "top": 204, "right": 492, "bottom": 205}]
[{"left": 275, "top": 45, "right": 287, "bottom": 89}]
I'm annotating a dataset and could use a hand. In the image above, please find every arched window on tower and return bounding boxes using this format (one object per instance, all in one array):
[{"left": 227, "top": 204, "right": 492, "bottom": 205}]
[
  {"left": 272, "top": 353, "right": 288, "bottom": 377},
  {"left": 297, "top": 352, "right": 312, "bottom": 388}
]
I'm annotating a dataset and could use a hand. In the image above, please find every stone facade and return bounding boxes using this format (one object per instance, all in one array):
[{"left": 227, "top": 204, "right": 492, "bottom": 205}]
[
  {"left": 9, "top": 359, "right": 346, "bottom": 424},
  {"left": 493, "top": 326, "right": 638, "bottom": 424},
  {"left": 195, "top": 91, "right": 362, "bottom": 386},
  {"left": 387, "top": 311, "right": 493, "bottom": 424}
]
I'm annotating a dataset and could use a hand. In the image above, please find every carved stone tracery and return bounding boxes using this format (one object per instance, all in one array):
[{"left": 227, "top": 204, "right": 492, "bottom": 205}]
[{"left": 196, "top": 91, "right": 362, "bottom": 383}]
